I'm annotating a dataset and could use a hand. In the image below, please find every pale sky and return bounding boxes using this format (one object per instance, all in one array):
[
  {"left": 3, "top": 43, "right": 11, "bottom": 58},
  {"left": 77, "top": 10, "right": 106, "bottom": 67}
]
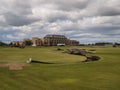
[{"left": 0, "top": 0, "right": 120, "bottom": 43}]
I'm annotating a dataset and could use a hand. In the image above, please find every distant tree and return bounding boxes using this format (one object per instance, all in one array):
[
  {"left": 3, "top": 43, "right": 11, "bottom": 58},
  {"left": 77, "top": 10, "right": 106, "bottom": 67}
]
[
  {"left": 113, "top": 42, "right": 120, "bottom": 47},
  {"left": 79, "top": 44, "right": 85, "bottom": 46},
  {"left": 115, "top": 42, "right": 120, "bottom": 46},
  {"left": 24, "top": 40, "right": 33, "bottom": 46},
  {"left": 0, "top": 41, "right": 8, "bottom": 46},
  {"left": 9, "top": 42, "right": 13, "bottom": 47},
  {"left": 113, "top": 44, "right": 117, "bottom": 47},
  {"left": 95, "top": 42, "right": 113, "bottom": 46}
]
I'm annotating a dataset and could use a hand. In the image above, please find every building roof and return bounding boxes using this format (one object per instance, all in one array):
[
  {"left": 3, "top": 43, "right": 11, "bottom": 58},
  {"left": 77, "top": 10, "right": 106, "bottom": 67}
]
[{"left": 44, "top": 34, "right": 66, "bottom": 38}]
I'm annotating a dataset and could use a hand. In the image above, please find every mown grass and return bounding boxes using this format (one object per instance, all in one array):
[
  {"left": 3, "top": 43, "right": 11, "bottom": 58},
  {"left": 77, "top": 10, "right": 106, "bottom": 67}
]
[
  {"left": 0, "top": 46, "right": 85, "bottom": 63},
  {"left": 0, "top": 46, "right": 120, "bottom": 90}
]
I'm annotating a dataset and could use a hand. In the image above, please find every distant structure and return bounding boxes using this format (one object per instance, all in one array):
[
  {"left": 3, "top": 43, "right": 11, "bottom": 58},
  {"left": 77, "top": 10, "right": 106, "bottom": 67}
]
[
  {"left": 68, "top": 40, "right": 79, "bottom": 46},
  {"left": 44, "top": 34, "right": 68, "bottom": 46},
  {"left": 32, "top": 37, "right": 44, "bottom": 46},
  {"left": 11, "top": 41, "right": 25, "bottom": 47},
  {"left": 11, "top": 34, "right": 79, "bottom": 47},
  {"left": 23, "top": 38, "right": 32, "bottom": 46}
]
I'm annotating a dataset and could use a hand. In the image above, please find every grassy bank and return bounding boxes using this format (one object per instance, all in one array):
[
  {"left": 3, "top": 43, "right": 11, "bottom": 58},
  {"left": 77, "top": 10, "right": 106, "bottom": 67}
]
[{"left": 0, "top": 46, "right": 120, "bottom": 90}]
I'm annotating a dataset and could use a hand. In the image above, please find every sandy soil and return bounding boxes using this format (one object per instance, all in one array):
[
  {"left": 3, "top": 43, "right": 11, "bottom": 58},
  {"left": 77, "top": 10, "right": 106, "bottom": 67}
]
[{"left": 0, "top": 63, "right": 29, "bottom": 70}]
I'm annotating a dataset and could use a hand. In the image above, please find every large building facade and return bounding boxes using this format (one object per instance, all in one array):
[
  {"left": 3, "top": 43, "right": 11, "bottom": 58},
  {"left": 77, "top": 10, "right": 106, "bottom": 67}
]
[
  {"left": 44, "top": 35, "right": 68, "bottom": 46},
  {"left": 43, "top": 34, "right": 79, "bottom": 46},
  {"left": 11, "top": 34, "right": 79, "bottom": 47},
  {"left": 32, "top": 34, "right": 79, "bottom": 46}
]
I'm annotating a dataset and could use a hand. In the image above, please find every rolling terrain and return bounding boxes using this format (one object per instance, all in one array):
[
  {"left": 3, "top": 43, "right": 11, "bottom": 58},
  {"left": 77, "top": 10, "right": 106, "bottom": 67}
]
[{"left": 0, "top": 46, "right": 120, "bottom": 90}]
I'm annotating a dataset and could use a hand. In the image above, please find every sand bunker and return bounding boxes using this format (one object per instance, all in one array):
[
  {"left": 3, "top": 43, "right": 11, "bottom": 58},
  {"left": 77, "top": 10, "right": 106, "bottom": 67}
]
[{"left": 0, "top": 63, "right": 29, "bottom": 70}]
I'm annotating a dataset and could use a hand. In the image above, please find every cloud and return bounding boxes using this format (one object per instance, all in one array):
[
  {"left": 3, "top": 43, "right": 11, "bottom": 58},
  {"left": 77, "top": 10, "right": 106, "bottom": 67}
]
[
  {"left": 53, "top": 0, "right": 90, "bottom": 11},
  {"left": 0, "top": 0, "right": 120, "bottom": 43},
  {"left": 4, "top": 12, "right": 38, "bottom": 26}
]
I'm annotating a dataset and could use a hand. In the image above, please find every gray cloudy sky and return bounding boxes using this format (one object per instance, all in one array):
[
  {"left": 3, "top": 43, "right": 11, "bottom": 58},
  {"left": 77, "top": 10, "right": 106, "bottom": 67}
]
[{"left": 0, "top": 0, "right": 120, "bottom": 43}]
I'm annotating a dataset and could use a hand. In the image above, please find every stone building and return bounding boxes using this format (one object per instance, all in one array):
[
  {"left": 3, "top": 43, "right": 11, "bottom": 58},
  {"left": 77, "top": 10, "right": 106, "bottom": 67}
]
[
  {"left": 32, "top": 37, "right": 44, "bottom": 46},
  {"left": 43, "top": 34, "right": 79, "bottom": 46},
  {"left": 68, "top": 40, "right": 79, "bottom": 46},
  {"left": 44, "top": 34, "right": 68, "bottom": 46},
  {"left": 11, "top": 41, "right": 25, "bottom": 47},
  {"left": 11, "top": 41, "right": 19, "bottom": 47},
  {"left": 11, "top": 34, "right": 79, "bottom": 47},
  {"left": 19, "top": 41, "right": 25, "bottom": 47}
]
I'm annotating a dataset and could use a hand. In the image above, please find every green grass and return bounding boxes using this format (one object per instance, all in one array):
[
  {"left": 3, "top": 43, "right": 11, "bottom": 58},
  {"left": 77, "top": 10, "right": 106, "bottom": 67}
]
[
  {"left": 0, "top": 46, "right": 120, "bottom": 90},
  {"left": 0, "top": 46, "right": 85, "bottom": 63}
]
